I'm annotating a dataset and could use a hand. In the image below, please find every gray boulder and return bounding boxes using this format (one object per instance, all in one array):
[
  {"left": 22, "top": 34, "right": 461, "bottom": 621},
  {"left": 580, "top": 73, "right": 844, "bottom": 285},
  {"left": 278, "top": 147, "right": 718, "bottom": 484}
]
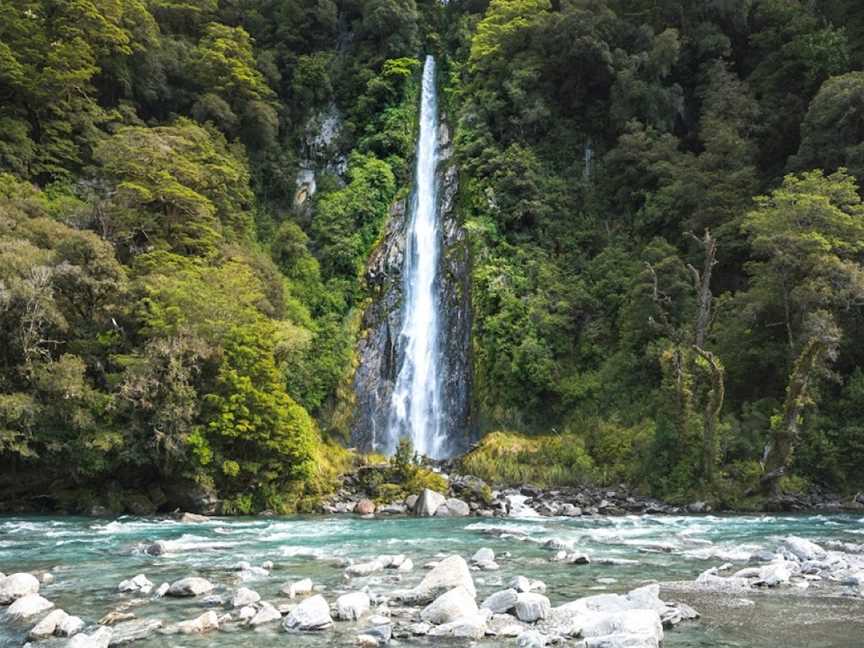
[
  {"left": 231, "top": 587, "right": 261, "bottom": 608},
  {"left": 580, "top": 609, "right": 664, "bottom": 646},
  {"left": 176, "top": 610, "right": 219, "bottom": 634},
  {"left": 336, "top": 592, "right": 370, "bottom": 621},
  {"left": 481, "top": 588, "right": 518, "bottom": 614},
  {"left": 57, "top": 615, "right": 86, "bottom": 637},
  {"left": 435, "top": 498, "right": 470, "bottom": 517},
  {"left": 395, "top": 555, "right": 476, "bottom": 604},
  {"left": 515, "top": 592, "right": 550, "bottom": 622},
  {"left": 414, "top": 489, "right": 447, "bottom": 517},
  {"left": 68, "top": 627, "right": 113, "bottom": 648},
  {"left": 166, "top": 577, "right": 214, "bottom": 597},
  {"left": 421, "top": 586, "right": 478, "bottom": 625},
  {"left": 249, "top": 602, "right": 281, "bottom": 626},
  {"left": 118, "top": 574, "right": 153, "bottom": 594},
  {"left": 6, "top": 593, "right": 53, "bottom": 620},
  {"left": 0, "top": 573, "right": 39, "bottom": 605},
  {"left": 283, "top": 594, "right": 333, "bottom": 631},
  {"left": 782, "top": 537, "right": 827, "bottom": 562},
  {"left": 281, "top": 577, "right": 314, "bottom": 598},
  {"left": 517, "top": 629, "right": 549, "bottom": 648},
  {"left": 28, "top": 609, "right": 69, "bottom": 639},
  {"left": 108, "top": 619, "right": 163, "bottom": 645},
  {"left": 426, "top": 612, "right": 489, "bottom": 640}
]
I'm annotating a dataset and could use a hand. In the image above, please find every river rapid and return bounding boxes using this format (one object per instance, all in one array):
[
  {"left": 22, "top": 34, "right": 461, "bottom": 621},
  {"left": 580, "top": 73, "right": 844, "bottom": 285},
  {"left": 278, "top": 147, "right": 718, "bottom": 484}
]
[{"left": 2, "top": 513, "right": 863, "bottom": 647}]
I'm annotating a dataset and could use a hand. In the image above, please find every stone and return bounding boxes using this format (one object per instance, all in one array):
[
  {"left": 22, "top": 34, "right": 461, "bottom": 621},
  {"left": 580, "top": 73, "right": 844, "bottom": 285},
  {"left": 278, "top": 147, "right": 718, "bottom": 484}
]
[
  {"left": 249, "top": 602, "right": 282, "bottom": 626},
  {"left": 397, "top": 558, "right": 414, "bottom": 572},
  {"left": 152, "top": 583, "right": 169, "bottom": 598},
  {"left": 426, "top": 612, "right": 489, "bottom": 640},
  {"left": 405, "top": 495, "right": 419, "bottom": 510},
  {"left": 346, "top": 560, "right": 387, "bottom": 577},
  {"left": 144, "top": 541, "right": 168, "bottom": 556},
  {"left": 0, "top": 573, "right": 40, "bottom": 604},
  {"left": 782, "top": 537, "right": 827, "bottom": 562},
  {"left": 414, "top": 489, "right": 447, "bottom": 517},
  {"left": 560, "top": 504, "right": 582, "bottom": 517},
  {"left": 580, "top": 609, "right": 664, "bottom": 646},
  {"left": 517, "top": 629, "right": 549, "bottom": 648},
  {"left": 661, "top": 602, "right": 700, "bottom": 628},
  {"left": 395, "top": 555, "right": 476, "bottom": 603},
  {"left": 57, "top": 615, "right": 86, "bottom": 637},
  {"left": 442, "top": 498, "right": 470, "bottom": 517},
  {"left": 99, "top": 611, "right": 135, "bottom": 626},
  {"left": 407, "top": 622, "right": 431, "bottom": 635},
  {"left": 167, "top": 577, "right": 214, "bottom": 597},
  {"left": 176, "top": 611, "right": 219, "bottom": 634},
  {"left": 472, "top": 547, "right": 495, "bottom": 564},
  {"left": 356, "top": 634, "right": 379, "bottom": 647},
  {"left": 337, "top": 592, "right": 371, "bottom": 621},
  {"left": 40, "top": 573, "right": 55, "bottom": 585},
  {"left": 108, "top": 619, "right": 163, "bottom": 645},
  {"left": 360, "top": 624, "right": 392, "bottom": 643},
  {"left": 232, "top": 587, "right": 260, "bottom": 608},
  {"left": 238, "top": 606, "right": 257, "bottom": 623},
  {"left": 488, "top": 614, "right": 527, "bottom": 636},
  {"left": 283, "top": 594, "right": 333, "bottom": 631},
  {"left": 421, "top": 587, "right": 478, "bottom": 625},
  {"left": 355, "top": 499, "right": 376, "bottom": 515},
  {"left": 68, "top": 626, "right": 113, "bottom": 648},
  {"left": 481, "top": 588, "right": 518, "bottom": 614},
  {"left": 584, "top": 633, "right": 660, "bottom": 648},
  {"left": 281, "top": 577, "right": 314, "bottom": 598},
  {"left": 6, "top": 593, "right": 54, "bottom": 620},
  {"left": 755, "top": 562, "right": 792, "bottom": 587},
  {"left": 118, "top": 574, "right": 153, "bottom": 594},
  {"left": 515, "top": 592, "right": 550, "bottom": 622},
  {"left": 177, "top": 512, "right": 210, "bottom": 524},
  {"left": 510, "top": 575, "right": 545, "bottom": 593},
  {"left": 28, "top": 608, "right": 69, "bottom": 639}
]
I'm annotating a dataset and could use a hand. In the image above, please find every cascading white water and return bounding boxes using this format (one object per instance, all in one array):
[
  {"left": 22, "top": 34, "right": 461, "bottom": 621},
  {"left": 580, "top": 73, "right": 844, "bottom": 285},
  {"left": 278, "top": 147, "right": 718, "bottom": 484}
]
[{"left": 386, "top": 55, "right": 447, "bottom": 458}]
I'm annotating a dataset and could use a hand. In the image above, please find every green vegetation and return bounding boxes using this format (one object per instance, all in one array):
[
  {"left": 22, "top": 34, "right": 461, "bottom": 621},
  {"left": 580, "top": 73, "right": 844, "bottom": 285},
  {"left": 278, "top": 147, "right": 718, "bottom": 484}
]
[
  {"left": 461, "top": 432, "right": 595, "bottom": 488},
  {"left": 4, "top": 0, "right": 864, "bottom": 511},
  {"left": 0, "top": 0, "right": 422, "bottom": 513},
  {"left": 449, "top": 0, "right": 864, "bottom": 503}
]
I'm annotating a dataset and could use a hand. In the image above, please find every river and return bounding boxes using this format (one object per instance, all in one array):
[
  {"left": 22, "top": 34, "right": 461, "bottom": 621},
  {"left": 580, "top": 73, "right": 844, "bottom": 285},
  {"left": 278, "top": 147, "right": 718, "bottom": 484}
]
[{"left": 2, "top": 513, "right": 863, "bottom": 646}]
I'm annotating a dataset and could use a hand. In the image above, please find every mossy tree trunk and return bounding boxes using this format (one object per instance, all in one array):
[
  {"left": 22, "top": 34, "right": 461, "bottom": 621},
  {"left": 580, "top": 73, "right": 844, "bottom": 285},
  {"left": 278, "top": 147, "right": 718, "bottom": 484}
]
[{"left": 761, "top": 334, "right": 833, "bottom": 496}]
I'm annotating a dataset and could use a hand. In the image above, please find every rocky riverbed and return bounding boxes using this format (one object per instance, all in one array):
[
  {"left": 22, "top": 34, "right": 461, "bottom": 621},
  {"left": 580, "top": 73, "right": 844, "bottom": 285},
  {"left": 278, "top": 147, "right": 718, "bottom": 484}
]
[{"left": 2, "top": 513, "right": 864, "bottom": 647}]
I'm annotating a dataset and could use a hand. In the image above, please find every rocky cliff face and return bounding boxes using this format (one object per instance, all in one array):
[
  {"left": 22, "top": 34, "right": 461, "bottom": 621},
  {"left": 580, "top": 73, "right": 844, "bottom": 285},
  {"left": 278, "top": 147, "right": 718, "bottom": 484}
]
[{"left": 352, "top": 121, "right": 473, "bottom": 455}]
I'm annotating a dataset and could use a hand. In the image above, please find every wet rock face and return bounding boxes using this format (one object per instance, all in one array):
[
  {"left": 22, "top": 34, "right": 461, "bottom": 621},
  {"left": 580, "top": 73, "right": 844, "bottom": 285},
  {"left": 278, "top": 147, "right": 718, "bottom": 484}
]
[{"left": 352, "top": 119, "right": 473, "bottom": 456}]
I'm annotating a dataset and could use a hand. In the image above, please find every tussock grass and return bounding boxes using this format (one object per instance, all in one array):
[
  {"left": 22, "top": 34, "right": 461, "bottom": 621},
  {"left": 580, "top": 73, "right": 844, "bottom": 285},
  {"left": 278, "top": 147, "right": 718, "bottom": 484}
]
[{"left": 460, "top": 431, "right": 596, "bottom": 488}]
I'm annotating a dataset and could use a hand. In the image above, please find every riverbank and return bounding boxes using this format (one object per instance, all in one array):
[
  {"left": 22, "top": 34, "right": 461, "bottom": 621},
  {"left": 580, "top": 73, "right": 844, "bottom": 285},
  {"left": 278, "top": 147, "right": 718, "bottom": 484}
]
[{"left": 2, "top": 513, "right": 864, "bottom": 647}]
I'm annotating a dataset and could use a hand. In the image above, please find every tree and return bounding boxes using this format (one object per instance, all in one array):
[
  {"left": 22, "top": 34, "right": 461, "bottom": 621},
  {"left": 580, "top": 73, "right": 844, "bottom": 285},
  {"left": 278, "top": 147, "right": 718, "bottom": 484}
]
[
  {"left": 761, "top": 315, "right": 840, "bottom": 495},
  {"left": 741, "top": 169, "right": 864, "bottom": 353},
  {"left": 94, "top": 119, "right": 254, "bottom": 258},
  {"left": 741, "top": 170, "right": 864, "bottom": 493},
  {"left": 792, "top": 72, "right": 864, "bottom": 184}
]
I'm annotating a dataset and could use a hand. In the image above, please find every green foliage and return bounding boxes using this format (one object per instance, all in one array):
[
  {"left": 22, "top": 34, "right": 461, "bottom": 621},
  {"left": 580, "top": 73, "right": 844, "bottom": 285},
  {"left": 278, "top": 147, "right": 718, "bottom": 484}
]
[{"left": 461, "top": 431, "right": 596, "bottom": 488}]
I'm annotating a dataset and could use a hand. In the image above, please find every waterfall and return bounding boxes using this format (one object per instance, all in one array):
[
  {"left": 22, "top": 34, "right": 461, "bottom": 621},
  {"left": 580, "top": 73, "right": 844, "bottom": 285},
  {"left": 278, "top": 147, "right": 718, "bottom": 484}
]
[{"left": 386, "top": 55, "right": 448, "bottom": 458}]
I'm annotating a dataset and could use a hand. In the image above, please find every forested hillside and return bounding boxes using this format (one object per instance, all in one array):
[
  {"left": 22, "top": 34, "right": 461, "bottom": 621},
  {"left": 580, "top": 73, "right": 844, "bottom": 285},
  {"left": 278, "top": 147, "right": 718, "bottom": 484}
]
[{"left": 2, "top": 0, "right": 864, "bottom": 513}]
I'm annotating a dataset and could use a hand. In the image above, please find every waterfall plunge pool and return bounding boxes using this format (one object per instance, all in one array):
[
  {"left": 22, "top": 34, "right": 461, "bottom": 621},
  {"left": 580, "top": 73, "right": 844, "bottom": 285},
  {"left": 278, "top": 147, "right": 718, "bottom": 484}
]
[{"left": 1, "top": 513, "right": 863, "bottom": 646}]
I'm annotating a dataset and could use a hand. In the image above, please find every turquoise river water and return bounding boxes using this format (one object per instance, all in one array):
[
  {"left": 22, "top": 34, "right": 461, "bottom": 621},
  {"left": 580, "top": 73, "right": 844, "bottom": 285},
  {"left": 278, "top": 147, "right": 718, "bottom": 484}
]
[{"left": 2, "top": 513, "right": 863, "bottom": 647}]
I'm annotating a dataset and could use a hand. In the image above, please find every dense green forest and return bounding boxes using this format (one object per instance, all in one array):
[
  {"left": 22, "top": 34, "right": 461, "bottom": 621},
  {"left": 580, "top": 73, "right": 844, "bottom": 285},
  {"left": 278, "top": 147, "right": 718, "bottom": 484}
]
[{"left": 2, "top": 0, "right": 864, "bottom": 513}]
